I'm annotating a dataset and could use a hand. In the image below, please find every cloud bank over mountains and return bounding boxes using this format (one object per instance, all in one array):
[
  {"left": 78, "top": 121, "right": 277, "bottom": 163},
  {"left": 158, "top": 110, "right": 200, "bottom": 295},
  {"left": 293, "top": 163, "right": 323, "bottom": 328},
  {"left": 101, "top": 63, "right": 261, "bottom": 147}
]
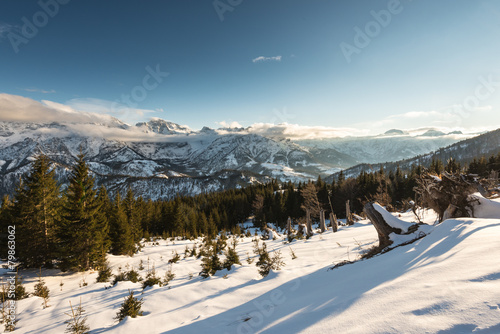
[{"left": 0, "top": 93, "right": 489, "bottom": 142}]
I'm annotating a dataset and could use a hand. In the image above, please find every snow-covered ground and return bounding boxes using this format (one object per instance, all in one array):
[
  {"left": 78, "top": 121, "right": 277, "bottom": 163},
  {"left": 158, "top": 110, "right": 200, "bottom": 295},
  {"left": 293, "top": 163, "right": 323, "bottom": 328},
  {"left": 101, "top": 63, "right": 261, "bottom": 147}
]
[{"left": 5, "top": 196, "right": 500, "bottom": 333}]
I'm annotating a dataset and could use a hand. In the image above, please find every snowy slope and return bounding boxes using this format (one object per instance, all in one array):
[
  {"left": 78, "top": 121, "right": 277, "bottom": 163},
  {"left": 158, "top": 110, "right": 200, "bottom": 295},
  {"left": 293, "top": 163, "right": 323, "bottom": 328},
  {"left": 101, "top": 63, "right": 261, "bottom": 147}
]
[{"left": 9, "top": 197, "right": 500, "bottom": 333}]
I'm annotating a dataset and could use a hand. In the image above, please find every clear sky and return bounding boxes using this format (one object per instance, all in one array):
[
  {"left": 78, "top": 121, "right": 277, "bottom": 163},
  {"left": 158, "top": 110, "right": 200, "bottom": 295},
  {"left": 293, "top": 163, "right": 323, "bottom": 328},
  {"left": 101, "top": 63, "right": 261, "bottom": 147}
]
[{"left": 1, "top": 0, "right": 500, "bottom": 134}]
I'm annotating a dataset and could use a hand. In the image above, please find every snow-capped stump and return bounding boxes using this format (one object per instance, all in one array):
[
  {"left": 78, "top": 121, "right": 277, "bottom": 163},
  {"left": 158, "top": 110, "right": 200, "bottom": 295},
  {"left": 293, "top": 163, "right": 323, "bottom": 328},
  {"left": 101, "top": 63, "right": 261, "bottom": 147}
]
[{"left": 363, "top": 202, "right": 420, "bottom": 252}]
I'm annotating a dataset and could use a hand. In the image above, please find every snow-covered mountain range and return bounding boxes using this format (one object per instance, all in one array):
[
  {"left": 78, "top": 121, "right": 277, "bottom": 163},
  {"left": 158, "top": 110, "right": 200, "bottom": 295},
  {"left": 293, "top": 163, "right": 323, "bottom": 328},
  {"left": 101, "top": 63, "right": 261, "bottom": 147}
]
[
  {"left": 327, "top": 127, "right": 500, "bottom": 180},
  {"left": 0, "top": 118, "right": 479, "bottom": 199}
]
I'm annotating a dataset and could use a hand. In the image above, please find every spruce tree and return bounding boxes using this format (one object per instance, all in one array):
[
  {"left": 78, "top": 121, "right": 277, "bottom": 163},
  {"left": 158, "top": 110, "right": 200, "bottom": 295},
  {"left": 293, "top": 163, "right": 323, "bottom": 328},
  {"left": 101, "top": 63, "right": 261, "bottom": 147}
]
[
  {"left": 115, "top": 290, "right": 143, "bottom": 322},
  {"left": 64, "top": 299, "right": 90, "bottom": 334},
  {"left": 11, "top": 155, "right": 60, "bottom": 268},
  {"left": 58, "top": 154, "right": 109, "bottom": 271},
  {"left": 123, "top": 188, "right": 142, "bottom": 244},
  {"left": 109, "top": 193, "right": 135, "bottom": 256},
  {"left": 199, "top": 243, "right": 222, "bottom": 278},
  {"left": 33, "top": 269, "right": 50, "bottom": 308}
]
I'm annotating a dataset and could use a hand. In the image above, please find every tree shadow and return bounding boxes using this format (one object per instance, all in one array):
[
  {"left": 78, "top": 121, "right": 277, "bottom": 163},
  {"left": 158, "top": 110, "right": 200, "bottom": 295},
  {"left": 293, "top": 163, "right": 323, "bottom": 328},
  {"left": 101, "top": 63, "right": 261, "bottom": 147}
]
[{"left": 164, "top": 219, "right": 500, "bottom": 333}]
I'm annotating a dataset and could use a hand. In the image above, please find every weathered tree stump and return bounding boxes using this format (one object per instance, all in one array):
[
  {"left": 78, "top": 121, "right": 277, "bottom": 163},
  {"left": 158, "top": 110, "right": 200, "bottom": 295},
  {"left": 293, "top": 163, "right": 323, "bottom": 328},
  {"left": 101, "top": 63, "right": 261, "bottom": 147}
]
[
  {"left": 330, "top": 212, "right": 338, "bottom": 232},
  {"left": 319, "top": 210, "right": 326, "bottom": 233},
  {"left": 363, "top": 202, "right": 402, "bottom": 250},
  {"left": 306, "top": 210, "right": 313, "bottom": 237},
  {"left": 346, "top": 200, "right": 354, "bottom": 225}
]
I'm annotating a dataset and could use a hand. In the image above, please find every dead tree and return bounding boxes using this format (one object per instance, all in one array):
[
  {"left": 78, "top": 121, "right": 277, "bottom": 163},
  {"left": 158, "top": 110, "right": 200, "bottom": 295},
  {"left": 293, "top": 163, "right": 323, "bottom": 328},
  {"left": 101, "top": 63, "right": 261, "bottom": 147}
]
[
  {"left": 364, "top": 202, "right": 419, "bottom": 252},
  {"left": 319, "top": 210, "right": 326, "bottom": 233},
  {"left": 330, "top": 212, "right": 338, "bottom": 232},
  {"left": 414, "top": 171, "right": 479, "bottom": 222},
  {"left": 301, "top": 182, "right": 321, "bottom": 219},
  {"left": 346, "top": 200, "right": 354, "bottom": 225},
  {"left": 305, "top": 209, "right": 313, "bottom": 237},
  {"left": 286, "top": 217, "right": 292, "bottom": 236}
]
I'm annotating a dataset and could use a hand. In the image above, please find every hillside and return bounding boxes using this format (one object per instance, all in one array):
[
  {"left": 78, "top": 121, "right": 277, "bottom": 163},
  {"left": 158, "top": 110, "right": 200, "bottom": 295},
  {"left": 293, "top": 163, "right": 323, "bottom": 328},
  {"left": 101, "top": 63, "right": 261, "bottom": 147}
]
[
  {"left": 327, "top": 127, "right": 500, "bottom": 180},
  {"left": 9, "top": 195, "right": 500, "bottom": 333}
]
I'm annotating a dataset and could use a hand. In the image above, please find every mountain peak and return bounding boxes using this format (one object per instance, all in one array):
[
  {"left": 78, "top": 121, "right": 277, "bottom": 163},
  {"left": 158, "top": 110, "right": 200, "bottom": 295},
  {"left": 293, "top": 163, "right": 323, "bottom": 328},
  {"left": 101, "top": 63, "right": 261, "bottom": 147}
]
[
  {"left": 136, "top": 118, "right": 192, "bottom": 135},
  {"left": 384, "top": 129, "right": 407, "bottom": 136}
]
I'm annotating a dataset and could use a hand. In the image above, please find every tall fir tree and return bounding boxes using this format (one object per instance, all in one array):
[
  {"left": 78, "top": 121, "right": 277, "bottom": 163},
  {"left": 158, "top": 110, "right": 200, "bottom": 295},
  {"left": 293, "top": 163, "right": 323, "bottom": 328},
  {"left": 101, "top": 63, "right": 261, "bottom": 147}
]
[
  {"left": 11, "top": 155, "right": 60, "bottom": 268},
  {"left": 123, "top": 188, "right": 142, "bottom": 244},
  {"left": 57, "top": 154, "right": 109, "bottom": 271},
  {"left": 109, "top": 193, "right": 135, "bottom": 256}
]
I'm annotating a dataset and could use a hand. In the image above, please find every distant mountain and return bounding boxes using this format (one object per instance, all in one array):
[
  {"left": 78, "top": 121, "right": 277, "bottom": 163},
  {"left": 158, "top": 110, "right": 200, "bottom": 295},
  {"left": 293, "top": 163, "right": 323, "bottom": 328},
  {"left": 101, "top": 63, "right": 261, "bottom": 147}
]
[
  {"left": 136, "top": 118, "right": 192, "bottom": 135},
  {"left": 295, "top": 130, "right": 471, "bottom": 164},
  {"left": 0, "top": 121, "right": 328, "bottom": 199},
  {"left": 0, "top": 120, "right": 480, "bottom": 200},
  {"left": 420, "top": 129, "right": 447, "bottom": 137},
  {"left": 384, "top": 129, "right": 407, "bottom": 136},
  {"left": 326, "top": 127, "right": 500, "bottom": 180}
]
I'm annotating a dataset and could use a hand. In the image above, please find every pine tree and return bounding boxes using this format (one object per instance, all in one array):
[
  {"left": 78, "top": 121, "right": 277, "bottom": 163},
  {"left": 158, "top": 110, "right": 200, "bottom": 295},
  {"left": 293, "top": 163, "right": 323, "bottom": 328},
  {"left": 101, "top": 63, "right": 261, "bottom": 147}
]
[
  {"left": 109, "top": 193, "right": 135, "bottom": 256},
  {"left": 11, "top": 272, "right": 28, "bottom": 301},
  {"left": 123, "top": 188, "right": 142, "bottom": 244},
  {"left": 33, "top": 269, "right": 50, "bottom": 308},
  {"left": 256, "top": 243, "right": 285, "bottom": 278},
  {"left": 64, "top": 299, "right": 90, "bottom": 334},
  {"left": 223, "top": 237, "right": 241, "bottom": 270},
  {"left": 11, "top": 155, "right": 60, "bottom": 268},
  {"left": 58, "top": 154, "right": 109, "bottom": 271},
  {"left": 96, "top": 261, "right": 113, "bottom": 283},
  {"left": 199, "top": 243, "right": 222, "bottom": 278},
  {"left": 115, "top": 290, "right": 143, "bottom": 322}
]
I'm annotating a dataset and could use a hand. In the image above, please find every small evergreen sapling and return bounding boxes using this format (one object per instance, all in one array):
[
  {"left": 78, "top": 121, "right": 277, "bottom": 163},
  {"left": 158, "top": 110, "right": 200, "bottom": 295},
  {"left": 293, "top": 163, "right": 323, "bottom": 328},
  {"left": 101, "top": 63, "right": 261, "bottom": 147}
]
[
  {"left": 163, "top": 266, "right": 175, "bottom": 285},
  {"left": 96, "top": 262, "right": 113, "bottom": 283},
  {"left": 64, "top": 299, "right": 90, "bottom": 334},
  {"left": 142, "top": 266, "right": 162, "bottom": 289},
  {"left": 199, "top": 245, "right": 222, "bottom": 278},
  {"left": 168, "top": 251, "right": 180, "bottom": 264},
  {"left": 223, "top": 237, "right": 241, "bottom": 270},
  {"left": 13, "top": 272, "right": 28, "bottom": 300},
  {"left": 115, "top": 290, "right": 143, "bottom": 322},
  {"left": 256, "top": 243, "right": 285, "bottom": 278},
  {"left": 33, "top": 269, "right": 50, "bottom": 308},
  {"left": 113, "top": 268, "right": 143, "bottom": 285}
]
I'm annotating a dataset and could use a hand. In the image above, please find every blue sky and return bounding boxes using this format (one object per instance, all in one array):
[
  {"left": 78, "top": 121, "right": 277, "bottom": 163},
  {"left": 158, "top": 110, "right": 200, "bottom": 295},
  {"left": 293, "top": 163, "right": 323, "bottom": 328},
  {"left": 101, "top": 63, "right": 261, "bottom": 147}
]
[{"left": 1, "top": 0, "right": 500, "bottom": 134}]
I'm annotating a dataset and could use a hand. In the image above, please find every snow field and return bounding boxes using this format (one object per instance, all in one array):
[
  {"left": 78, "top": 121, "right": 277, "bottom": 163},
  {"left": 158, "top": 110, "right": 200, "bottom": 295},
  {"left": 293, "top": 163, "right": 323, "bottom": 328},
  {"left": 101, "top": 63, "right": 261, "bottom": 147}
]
[{"left": 8, "top": 196, "right": 500, "bottom": 333}]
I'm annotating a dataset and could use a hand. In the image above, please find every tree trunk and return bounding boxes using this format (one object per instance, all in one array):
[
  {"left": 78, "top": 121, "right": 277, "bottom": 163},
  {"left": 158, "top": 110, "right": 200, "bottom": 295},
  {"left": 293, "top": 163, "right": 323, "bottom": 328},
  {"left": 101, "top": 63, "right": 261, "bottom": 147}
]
[
  {"left": 286, "top": 217, "right": 292, "bottom": 236},
  {"left": 319, "top": 210, "right": 326, "bottom": 233},
  {"left": 306, "top": 209, "right": 313, "bottom": 237},
  {"left": 363, "top": 202, "right": 400, "bottom": 250},
  {"left": 346, "top": 200, "right": 354, "bottom": 225},
  {"left": 330, "top": 212, "right": 338, "bottom": 232}
]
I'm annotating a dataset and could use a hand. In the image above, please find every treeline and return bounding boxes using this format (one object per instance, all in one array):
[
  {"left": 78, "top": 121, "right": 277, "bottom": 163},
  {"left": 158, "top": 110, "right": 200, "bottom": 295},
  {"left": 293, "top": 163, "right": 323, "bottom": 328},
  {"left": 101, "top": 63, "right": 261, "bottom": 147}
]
[{"left": 2, "top": 151, "right": 500, "bottom": 270}]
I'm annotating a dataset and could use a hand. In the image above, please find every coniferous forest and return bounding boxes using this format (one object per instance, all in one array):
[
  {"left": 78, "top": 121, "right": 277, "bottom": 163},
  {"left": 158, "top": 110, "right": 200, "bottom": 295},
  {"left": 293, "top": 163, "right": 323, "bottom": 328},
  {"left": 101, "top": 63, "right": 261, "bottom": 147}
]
[{"left": 1, "top": 152, "right": 500, "bottom": 271}]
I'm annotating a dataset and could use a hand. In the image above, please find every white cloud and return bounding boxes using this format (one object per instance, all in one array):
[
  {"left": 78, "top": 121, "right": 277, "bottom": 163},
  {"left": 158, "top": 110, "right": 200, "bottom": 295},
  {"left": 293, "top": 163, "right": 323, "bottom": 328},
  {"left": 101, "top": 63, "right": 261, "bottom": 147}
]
[
  {"left": 217, "top": 121, "right": 243, "bottom": 128},
  {"left": 252, "top": 55, "right": 282, "bottom": 63},
  {"left": 354, "top": 105, "right": 498, "bottom": 136},
  {"left": 246, "top": 123, "right": 366, "bottom": 139},
  {"left": 0, "top": 93, "right": 118, "bottom": 125},
  {"left": 66, "top": 98, "right": 156, "bottom": 125},
  {"left": 22, "top": 88, "right": 56, "bottom": 94}
]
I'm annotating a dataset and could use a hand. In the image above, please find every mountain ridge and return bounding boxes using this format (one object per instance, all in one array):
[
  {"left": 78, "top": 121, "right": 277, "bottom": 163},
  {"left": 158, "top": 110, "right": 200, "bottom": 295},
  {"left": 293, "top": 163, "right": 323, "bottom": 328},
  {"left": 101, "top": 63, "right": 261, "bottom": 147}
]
[{"left": 0, "top": 119, "right": 485, "bottom": 200}]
